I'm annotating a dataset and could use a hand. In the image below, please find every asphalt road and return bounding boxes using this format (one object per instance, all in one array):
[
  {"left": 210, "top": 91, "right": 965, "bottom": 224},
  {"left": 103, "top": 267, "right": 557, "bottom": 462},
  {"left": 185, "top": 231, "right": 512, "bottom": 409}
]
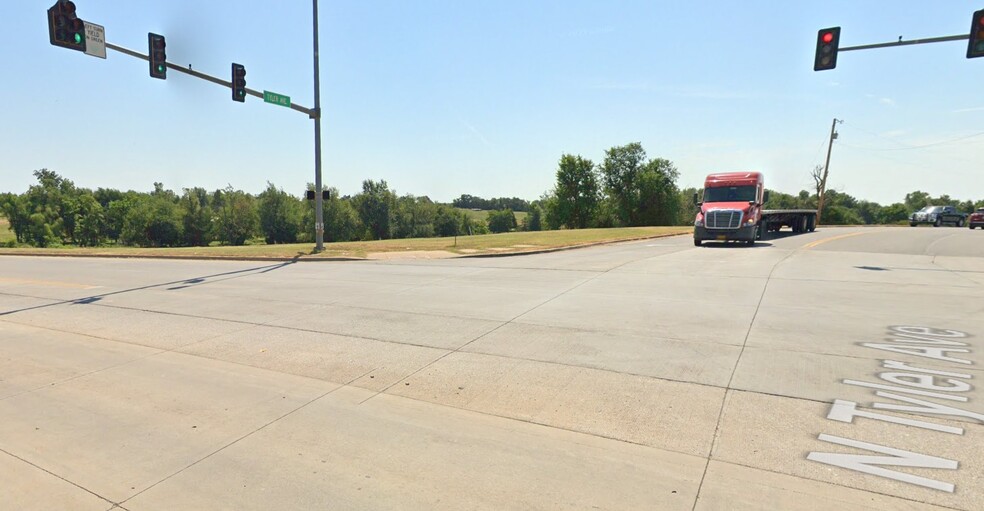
[{"left": 1, "top": 225, "right": 982, "bottom": 510}]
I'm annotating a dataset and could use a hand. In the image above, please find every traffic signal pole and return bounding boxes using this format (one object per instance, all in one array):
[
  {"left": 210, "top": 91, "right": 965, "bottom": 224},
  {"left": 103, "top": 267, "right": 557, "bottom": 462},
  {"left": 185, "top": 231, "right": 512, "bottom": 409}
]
[
  {"left": 312, "top": 0, "right": 325, "bottom": 252},
  {"left": 48, "top": 1, "right": 330, "bottom": 251}
]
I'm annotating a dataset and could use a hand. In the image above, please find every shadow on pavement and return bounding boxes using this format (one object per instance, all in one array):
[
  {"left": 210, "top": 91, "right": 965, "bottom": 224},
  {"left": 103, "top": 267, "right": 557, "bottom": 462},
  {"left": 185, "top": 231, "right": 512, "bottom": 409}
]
[{"left": 0, "top": 260, "right": 298, "bottom": 317}]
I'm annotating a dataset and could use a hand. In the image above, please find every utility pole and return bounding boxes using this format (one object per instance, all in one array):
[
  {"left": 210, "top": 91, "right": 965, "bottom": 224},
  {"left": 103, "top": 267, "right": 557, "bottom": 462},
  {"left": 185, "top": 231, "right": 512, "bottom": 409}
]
[
  {"left": 816, "top": 118, "right": 842, "bottom": 224},
  {"left": 312, "top": 0, "right": 325, "bottom": 252}
]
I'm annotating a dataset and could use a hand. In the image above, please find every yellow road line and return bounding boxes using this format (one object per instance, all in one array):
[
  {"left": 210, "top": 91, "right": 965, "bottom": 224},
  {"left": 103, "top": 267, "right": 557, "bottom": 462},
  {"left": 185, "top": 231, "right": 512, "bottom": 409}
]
[{"left": 802, "top": 231, "right": 871, "bottom": 250}]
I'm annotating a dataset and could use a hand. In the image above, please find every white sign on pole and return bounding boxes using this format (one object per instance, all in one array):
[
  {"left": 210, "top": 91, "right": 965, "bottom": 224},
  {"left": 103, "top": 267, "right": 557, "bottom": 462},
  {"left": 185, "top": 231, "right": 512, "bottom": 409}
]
[{"left": 84, "top": 22, "right": 106, "bottom": 59}]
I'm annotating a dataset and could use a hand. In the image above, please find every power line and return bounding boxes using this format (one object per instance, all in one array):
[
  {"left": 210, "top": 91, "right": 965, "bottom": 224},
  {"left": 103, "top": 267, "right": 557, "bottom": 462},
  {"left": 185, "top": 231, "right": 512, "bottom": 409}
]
[{"left": 840, "top": 124, "right": 984, "bottom": 151}]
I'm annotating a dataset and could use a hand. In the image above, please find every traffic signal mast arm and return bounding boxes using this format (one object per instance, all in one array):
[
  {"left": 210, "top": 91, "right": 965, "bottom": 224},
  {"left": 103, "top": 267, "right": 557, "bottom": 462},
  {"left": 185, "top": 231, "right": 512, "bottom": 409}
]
[
  {"left": 839, "top": 33, "right": 969, "bottom": 52},
  {"left": 103, "top": 41, "right": 317, "bottom": 118}
]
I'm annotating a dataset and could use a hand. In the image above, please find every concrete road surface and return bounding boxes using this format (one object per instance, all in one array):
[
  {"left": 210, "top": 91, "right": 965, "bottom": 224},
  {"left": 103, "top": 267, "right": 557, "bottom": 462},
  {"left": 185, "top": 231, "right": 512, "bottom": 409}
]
[{"left": 1, "top": 226, "right": 982, "bottom": 510}]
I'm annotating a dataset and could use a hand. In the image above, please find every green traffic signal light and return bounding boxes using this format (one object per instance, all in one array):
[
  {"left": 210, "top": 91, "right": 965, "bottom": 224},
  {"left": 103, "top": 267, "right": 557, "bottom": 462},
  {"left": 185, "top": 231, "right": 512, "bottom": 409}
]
[
  {"left": 74, "top": 33, "right": 82, "bottom": 44},
  {"left": 148, "top": 33, "right": 167, "bottom": 79}
]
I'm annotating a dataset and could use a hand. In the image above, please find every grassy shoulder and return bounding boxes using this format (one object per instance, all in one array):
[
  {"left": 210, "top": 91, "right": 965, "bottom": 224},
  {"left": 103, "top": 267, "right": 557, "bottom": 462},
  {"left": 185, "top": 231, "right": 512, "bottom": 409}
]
[{"left": 0, "top": 225, "right": 692, "bottom": 260}]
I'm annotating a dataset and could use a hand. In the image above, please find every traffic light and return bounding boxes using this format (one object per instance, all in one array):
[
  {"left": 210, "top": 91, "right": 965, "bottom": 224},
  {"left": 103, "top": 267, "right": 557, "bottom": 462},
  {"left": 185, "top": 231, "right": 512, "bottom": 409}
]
[
  {"left": 149, "top": 33, "right": 166, "bottom": 79},
  {"left": 232, "top": 63, "right": 247, "bottom": 102},
  {"left": 306, "top": 190, "right": 315, "bottom": 200},
  {"left": 814, "top": 27, "right": 841, "bottom": 71},
  {"left": 47, "top": 1, "right": 87, "bottom": 52},
  {"left": 322, "top": 190, "right": 330, "bottom": 200},
  {"left": 969, "top": 9, "right": 984, "bottom": 59}
]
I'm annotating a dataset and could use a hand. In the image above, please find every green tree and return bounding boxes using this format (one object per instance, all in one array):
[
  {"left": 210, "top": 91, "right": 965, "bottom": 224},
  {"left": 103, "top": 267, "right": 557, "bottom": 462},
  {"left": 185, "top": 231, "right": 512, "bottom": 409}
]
[
  {"left": 678, "top": 187, "right": 700, "bottom": 226},
  {"left": 878, "top": 203, "right": 910, "bottom": 224},
  {"left": 904, "top": 191, "right": 932, "bottom": 212},
  {"left": 73, "top": 193, "right": 105, "bottom": 247},
  {"left": 600, "top": 143, "right": 647, "bottom": 225},
  {"left": 392, "top": 195, "right": 437, "bottom": 239},
  {"left": 353, "top": 179, "right": 395, "bottom": 240},
  {"left": 322, "top": 188, "right": 362, "bottom": 242},
  {"left": 487, "top": 209, "right": 517, "bottom": 233},
  {"left": 180, "top": 188, "right": 213, "bottom": 246},
  {"left": 522, "top": 205, "right": 543, "bottom": 232},
  {"left": 104, "top": 197, "right": 134, "bottom": 243},
  {"left": 121, "top": 195, "right": 183, "bottom": 247},
  {"left": 213, "top": 187, "right": 258, "bottom": 246},
  {"left": 258, "top": 182, "right": 302, "bottom": 244},
  {"left": 0, "top": 193, "right": 29, "bottom": 243},
  {"left": 599, "top": 143, "right": 680, "bottom": 226},
  {"left": 553, "top": 154, "right": 599, "bottom": 229},
  {"left": 635, "top": 158, "right": 680, "bottom": 225},
  {"left": 433, "top": 205, "right": 462, "bottom": 237}
]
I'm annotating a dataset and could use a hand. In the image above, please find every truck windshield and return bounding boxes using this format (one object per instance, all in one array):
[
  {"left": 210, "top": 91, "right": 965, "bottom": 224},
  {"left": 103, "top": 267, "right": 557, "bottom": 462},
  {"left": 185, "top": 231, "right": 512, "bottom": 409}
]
[
  {"left": 703, "top": 185, "right": 757, "bottom": 203},
  {"left": 919, "top": 206, "right": 943, "bottom": 213}
]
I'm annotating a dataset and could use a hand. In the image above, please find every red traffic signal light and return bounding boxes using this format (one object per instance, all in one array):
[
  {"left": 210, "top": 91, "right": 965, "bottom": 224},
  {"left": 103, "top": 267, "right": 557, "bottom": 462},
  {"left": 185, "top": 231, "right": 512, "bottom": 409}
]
[
  {"left": 47, "top": 1, "right": 87, "bottom": 52},
  {"left": 148, "top": 33, "right": 167, "bottom": 79},
  {"left": 969, "top": 9, "right": 984, "bottom": 59},
  {"left": 814, "top": 27, "right": 841, "bottom": 71},
  {"left": 232, "top": 63, "right": 247, "bottom": 102}
]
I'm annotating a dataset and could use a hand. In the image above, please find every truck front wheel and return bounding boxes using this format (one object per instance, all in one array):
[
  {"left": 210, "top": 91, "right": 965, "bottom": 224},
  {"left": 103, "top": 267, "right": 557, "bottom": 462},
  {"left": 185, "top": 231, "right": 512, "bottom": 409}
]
[
  {"left": 934, "top": 217, "right": 942, "bottom": 227},
  {"left": 694, "top": 239, "right": 702, "bottom": 247}
]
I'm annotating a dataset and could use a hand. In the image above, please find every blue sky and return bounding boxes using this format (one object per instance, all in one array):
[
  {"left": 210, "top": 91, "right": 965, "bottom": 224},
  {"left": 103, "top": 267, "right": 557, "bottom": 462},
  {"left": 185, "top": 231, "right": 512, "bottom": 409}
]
[{"left": 3, "top": 1, "right": 983, "bottom": 205}]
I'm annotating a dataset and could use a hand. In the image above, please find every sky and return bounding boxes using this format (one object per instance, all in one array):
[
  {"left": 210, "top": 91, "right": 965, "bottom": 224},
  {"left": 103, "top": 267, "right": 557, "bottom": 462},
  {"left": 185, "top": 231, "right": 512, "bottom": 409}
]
[{"left": 2, "top": 1, "right": 983, "bottom": 205}]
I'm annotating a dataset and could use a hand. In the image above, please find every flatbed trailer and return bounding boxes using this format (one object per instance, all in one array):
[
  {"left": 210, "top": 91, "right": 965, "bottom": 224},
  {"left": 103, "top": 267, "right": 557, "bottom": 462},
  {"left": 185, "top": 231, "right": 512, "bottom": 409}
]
[{"left": 761, "top": 209, "right": 818, "bottom": 234}]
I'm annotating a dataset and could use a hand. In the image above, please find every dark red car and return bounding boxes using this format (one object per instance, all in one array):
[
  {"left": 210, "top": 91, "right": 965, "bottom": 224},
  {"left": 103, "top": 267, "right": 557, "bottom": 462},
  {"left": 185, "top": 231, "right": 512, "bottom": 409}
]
[{"left": 970, "top": 208, "right": 984, "bottom": 229}]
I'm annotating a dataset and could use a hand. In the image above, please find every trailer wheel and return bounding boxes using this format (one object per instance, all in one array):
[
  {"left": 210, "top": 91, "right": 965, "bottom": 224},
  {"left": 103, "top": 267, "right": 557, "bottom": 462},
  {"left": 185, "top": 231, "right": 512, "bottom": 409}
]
[
  {"left": 957, "top": 218, "right": 965, "bottom": 227},
  {"left": 807, "top": 215, "right": 816, "bottom": 232}
]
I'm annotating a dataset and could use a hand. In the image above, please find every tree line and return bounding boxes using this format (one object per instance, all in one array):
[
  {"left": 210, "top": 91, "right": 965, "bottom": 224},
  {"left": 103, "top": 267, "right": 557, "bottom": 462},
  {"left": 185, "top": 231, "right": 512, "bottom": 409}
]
[
  {"left": 0, "top": 170, "right": 534, "bottom": 248},
  {"left": 539, "top": 142, "right": 984, "bottom": 229},
  {"left": 452, "top": 195, "right": 530, "bottom": 212},
  {"left": 5, "top": 150, "right": 984, "bottom": 249}
]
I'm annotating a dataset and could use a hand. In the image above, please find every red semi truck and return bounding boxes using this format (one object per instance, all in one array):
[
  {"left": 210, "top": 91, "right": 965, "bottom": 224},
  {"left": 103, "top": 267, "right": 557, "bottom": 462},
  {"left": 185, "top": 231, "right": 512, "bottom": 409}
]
[{"left": 693, "top": 172, "right": 817, "bottom": 246}]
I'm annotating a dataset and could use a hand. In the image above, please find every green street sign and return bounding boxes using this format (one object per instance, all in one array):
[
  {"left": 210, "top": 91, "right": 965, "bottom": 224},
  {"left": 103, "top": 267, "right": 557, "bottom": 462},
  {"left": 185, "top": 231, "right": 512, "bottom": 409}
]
[{"left": 263, "top": 91, "right": 291, "bottom": 108}]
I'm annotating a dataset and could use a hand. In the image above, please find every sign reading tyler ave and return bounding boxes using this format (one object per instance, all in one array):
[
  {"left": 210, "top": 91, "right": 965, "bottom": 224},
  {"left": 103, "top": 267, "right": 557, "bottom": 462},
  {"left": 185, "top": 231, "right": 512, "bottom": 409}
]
[{"left": 263, "top": 91, "right": 291, "bottom": 108}]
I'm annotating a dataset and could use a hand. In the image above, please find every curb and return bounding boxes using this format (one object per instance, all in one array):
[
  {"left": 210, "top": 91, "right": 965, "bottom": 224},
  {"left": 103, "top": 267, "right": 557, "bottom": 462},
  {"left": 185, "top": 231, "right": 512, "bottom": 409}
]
[
  {"left": 0, "top": 231, "right": 692, "bottom": 263},
  {"left": 457, "top": 231, "right": 690, "bottom": 258}
]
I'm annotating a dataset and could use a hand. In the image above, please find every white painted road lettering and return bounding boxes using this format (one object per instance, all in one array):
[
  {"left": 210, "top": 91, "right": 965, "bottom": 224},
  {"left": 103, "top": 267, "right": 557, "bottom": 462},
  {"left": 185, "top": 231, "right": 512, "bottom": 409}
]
[
  {"left": 809, "top": 325, "right": 977, "bottom": 493},
  {"left": 879, "top": 372, "right": 972, "bottom": 392},
  {"left": 807, "top": 434, "right": 958, "bottom": 493},
  {"left": 873, "top": 392, "right": 984, "bottom": 423},
  {"left": 826, "top": 399, "right": 963, "bottom": 434},
  {"left": 843, "top": 379, "right": 968, "bottom": 402},
  {"left": 859, "top": 343, "right": 972, "bottom": 365},
  {"left": 881, "top": 360, "right": 972, "bottom": 379}
]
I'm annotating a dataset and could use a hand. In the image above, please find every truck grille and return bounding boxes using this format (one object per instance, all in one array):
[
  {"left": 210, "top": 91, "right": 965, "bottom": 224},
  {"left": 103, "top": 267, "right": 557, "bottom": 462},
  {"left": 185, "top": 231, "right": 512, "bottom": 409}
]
[{"left": 705, "top": 210, "right": 742, "bottom": 230}]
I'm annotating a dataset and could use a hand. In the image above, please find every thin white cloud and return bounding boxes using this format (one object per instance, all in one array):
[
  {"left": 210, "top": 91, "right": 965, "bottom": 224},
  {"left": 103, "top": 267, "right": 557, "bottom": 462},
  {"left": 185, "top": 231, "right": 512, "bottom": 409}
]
[
  {"left": 951, "top": 106, "right": 984, "bottom": 113},
  {"left": 460, "top": 120, "right": 491, "bottom": 147},
  {"left": 879, "top": 97, "right": 896, "bottom": 107}
]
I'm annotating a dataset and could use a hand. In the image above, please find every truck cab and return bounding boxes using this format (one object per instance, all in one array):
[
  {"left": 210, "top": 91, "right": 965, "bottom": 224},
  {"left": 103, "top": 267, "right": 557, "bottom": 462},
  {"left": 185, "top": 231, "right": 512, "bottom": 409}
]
[{"left": 693, "top": 172, "right": 765, "bottom": 246}]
